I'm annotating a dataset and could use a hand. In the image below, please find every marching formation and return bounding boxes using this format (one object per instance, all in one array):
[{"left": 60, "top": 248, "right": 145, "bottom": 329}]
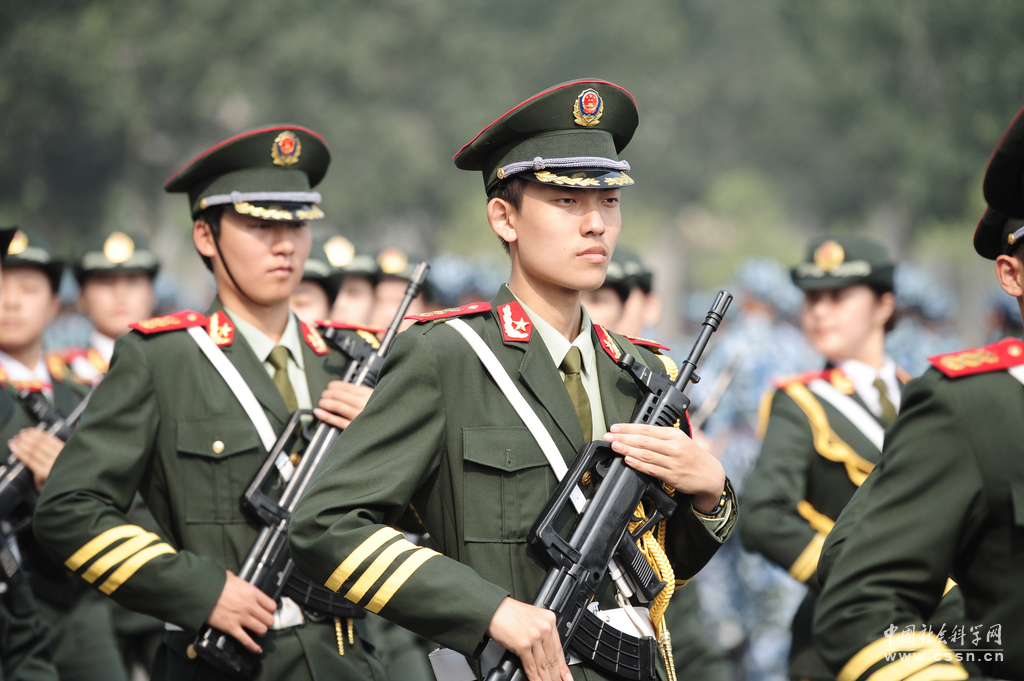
[{"left": 0, "top": 78, "right": 1021, "bottom": 681}]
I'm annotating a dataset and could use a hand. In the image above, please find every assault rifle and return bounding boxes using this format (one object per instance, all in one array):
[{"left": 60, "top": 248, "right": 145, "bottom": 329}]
[
  {"left": 486, "top": 290, "right": 732, "bottom": 681},
  {"left": 193, "top": 262, "right": 430, "bottom": 678},
  {"left": 0, "top": 388, "right": 95, "bottom": 520}
]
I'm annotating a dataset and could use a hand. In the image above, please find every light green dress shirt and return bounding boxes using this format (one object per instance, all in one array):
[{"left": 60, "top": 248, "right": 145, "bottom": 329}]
[{"left": 225, "top": 308, "right": 313, "bottom": 410}]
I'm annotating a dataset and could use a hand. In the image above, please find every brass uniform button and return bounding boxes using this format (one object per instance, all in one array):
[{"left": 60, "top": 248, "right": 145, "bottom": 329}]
[
  {"left": 581, "top": 471, "right": 592, "bottom": 486},
  {"left": 290, "top": 452, "right": 301, "bottom": 466},
  {"left": 212, "top": 440, "right": 225, "bottom": 454},
  {"left": 186, "top": 644, "right": 198, "bottom": 660}
]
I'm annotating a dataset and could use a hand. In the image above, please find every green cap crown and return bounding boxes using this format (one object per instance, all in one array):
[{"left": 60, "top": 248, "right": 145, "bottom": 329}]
[
  {"left": 791, "top": 235, "right": 894, "bottom": 291},
  {"left": 164, "top": 125, "right": 330, "bottom": 220},
  {"left": 454, "top": 79, "right": 639, "bottom": 192},
  {"left": 74, "top": 231, "right": 160, "bottom": 283},
  {"left": 4, "top": 229, "right": 64, "bottom": 291}
]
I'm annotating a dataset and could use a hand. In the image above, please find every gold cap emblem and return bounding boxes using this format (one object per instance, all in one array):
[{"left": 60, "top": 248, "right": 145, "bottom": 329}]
[
  {"left": 377, "top": 248, "right": 408, "bottom": 275},
  {"left": 103, "top": 232, "right": 135, "bottom": 264},
  {"left": 8, "top": 230, "right": 27, "bottom": 255},
  {"left": 324, "top": 236, "right": 355, "bottom": 268},
  {"left": 271, "top": 131, "right": 301, "bottom": 167},
  {"left": 573, "top": 88, "right": 604, "bottom": 127},
  {"left": 813, "top": 241, "right": 845, "bottom": 272}
]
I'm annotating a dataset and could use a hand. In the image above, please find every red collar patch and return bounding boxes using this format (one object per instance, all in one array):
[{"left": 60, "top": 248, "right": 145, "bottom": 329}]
[
  {"left": 498, "top": 302, "right": 532, "bottom": 342},
  {"left": 207, "top": 311, "right": 235, "bottom": 347},
  {"left": 619, "top": 334, "right": 671, "bottom": 352},
  {"left": 316, "top": 320, "right": 387, "bottom": 335},
  {"left": 302, "top": 322, "right": 330, "bottom": 356},
  {"left": 594, "top": 324, "right": 622, "bottom": 361},
  {"left": 130, "top": 310, "right": 207, "bottom": 335},
  {"left": 405, "top": 302, "right": 492, "bottom": 322},
  {"left": 928, "top": 338, "right": 1024, "bottom": 378}
]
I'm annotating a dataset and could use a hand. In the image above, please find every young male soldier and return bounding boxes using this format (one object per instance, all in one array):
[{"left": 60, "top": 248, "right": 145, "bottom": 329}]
[
  {"left": 289, "top": 80, "right": 735, "bottom": 681},
  {"left": 0, "top": 225, "right": 61, "bottom": 681},
  {"left": 330, "top": 243, "right": 379, "bottom": 326},
  {"left": 290, "top": 239, "right": 345, "bottom": 325},
  {"left": 367, "top": 247, "right": 432, "bottom": 332},
  {"left": 0, "top": 230, "right": 127, "bottom": 681},
  {"left": 741, "top": 236, "right": 905, "bottom": 681},
  {"left": 812, "top": 106, "right": 1024, "bottom": 680},
  {"left": 33, "top": 126, "right": 386, "bottom": 681},
  {"left": 65, "top": 232, "right": 160, "bottom": 385}
]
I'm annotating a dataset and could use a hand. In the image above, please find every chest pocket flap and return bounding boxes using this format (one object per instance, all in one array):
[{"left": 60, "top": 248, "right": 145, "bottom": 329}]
[
  {"left": 177, "top": 418, "right": 263, "bottom": 458},
  {"left": 463, "top": 426, "right": 554, "bottom": 543}
]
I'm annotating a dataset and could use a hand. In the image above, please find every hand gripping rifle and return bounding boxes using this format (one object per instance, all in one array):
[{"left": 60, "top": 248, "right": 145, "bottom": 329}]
[
  {"left": 486, "top": 291, "right": 732, "bottom": 681},
  {"left": 0, "top": 387, "right": 96, "bottom": 521},
  {"left": 193, "top": 262, "right": 430, "bottom": 678}
]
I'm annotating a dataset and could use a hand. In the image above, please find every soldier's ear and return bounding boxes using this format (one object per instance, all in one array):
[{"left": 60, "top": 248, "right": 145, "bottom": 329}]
[
  {"left": 193, "top": 219, "right": 218, "bottom": 260},
  {"left": 995, "top": 254, "right": 1024, "bottom": 299},
  {"left": 487, "top": 197, "right": 518, "bottom": 246}
]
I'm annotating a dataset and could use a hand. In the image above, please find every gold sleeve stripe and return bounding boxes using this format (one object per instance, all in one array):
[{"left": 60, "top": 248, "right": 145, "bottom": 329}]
[
  {"left": 82, "top": 532, "right": 159, "bottom": 583},
  {"left": 796, "top": 500, "right": 836, "bottom": 535},
  {"left": 325, "top": 527, "right": 402, "bottom": 592},
  {"left": 867, "top": 654, "right": 963, "bottom": 681},
  {"left": 902, "top": 663, "right": 968, "bottom": 681},
  {"left": 788, "top": 532, "right": 825, "bottom": 583},
  {"left": 365, "top": 548, "right": 440, "bottom": 614},
  {"left": 344, "top": 539, "right": 418, "bottom": 602},
  {"left": 785, "top": 383, "right": 874, "bottom": 486},
  {"left": 838, "top": 634, "right": 962, "bottom": 681},
  {"left": 65, "top": 525, "right": 147, "bottom": 570},
  {"left": 99, "top": 543, "right": 176, "bottom": 595},
  {"left": 756, "top": 389, "right": 776, "bottom": 439},
  {"left": 942, "top": 578, "right": 957, "bottom": 596}
]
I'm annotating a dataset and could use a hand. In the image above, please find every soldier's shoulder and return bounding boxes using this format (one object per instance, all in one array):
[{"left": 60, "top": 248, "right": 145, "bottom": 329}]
[
  {"left": 926, "top": 338, "right": 1024, "bottom": 379},
  {"left": 404, "top": 302, "right": 492, "bottom": 326},
  {"left": 770, "top": 368, "right": 828, "bottom": 389},
  {"left": 128, "top": 310, "right": 207, "bottom": 337}
]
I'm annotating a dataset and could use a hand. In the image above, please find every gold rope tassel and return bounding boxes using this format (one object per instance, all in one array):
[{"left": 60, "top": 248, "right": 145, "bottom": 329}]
[
  {"left": 348, "top": 617, "right": 355, "bottom": 645},
  {"left": 628, "top": 501, "right": 678, "bottom": 681},
  {"left": 334, "top": 617, "right": 345, "bottom": 656}
]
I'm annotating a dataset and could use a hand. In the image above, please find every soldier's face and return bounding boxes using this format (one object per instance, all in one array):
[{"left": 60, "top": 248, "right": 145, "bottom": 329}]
[
  {"left": 79, "top": 273, "right": 155, "bottom": 339},
  {"left": 369, "top": 277, "right": 426, "bottom": 333},
  {"left": 0, "top": 268, "right": 60, "bottom": 353},
  {"left": 204, "top": 210, "right": 312, "bottom": 305},
  {"left": 581, "top": 286, "right": 625, "bottom": 329},
  {"left": 493, "top": 183, "right": 621, "bottom": 295},
  {"left": 331, "top": 275, "right": 375, "bottom": 326},
  {"left": 801, "top": 284, "right": 894, "bottom": 361},
  {"left": 290, "top": 280, "right": 331, "bottom": 325}
]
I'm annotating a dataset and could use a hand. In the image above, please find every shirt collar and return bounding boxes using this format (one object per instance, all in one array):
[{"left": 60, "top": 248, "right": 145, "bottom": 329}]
[
  {"left": 515, "top": 297, "right": 596, "bottom": 377},
  {"left": 838, "top": 357, "right": 898, "bottom": 399},
  {"left": 89, "top": 330, "right": 116, "bottom": 364},
  {"left": 224, "top": 309, "right": 305, "bottom": 370}
]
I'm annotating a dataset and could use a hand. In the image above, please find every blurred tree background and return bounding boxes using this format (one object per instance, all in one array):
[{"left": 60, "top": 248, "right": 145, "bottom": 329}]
[{"left": 2, "top": 0, "right": 1023, "bottom": 337}]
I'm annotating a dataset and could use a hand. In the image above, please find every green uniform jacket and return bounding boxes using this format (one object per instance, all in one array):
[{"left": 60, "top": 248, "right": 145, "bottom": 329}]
[
  {"left": 741, "top": 368, "right": 892, "bottom": 679},
  {"left": 32, "top": 301, "right": 385, "bottom": 680},
  {"left": 813, "top": 342, "right": 1024, "bottom": 681},
  {"left": 289, "top": 286, "right": 734, "bottom": 670}
]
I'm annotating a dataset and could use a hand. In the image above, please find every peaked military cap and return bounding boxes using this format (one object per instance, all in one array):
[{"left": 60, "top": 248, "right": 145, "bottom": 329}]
[
  {"left": 164, "top": 125, "right": 330, "bottom": 221},
  {"left": 973, "top": 207, "right": 1024, "bottom": 259},
  {"left": 302, "top": 238, "right": 347, "bottom": 302},
  {"left": 454, "top": 79, "right": 639, "bottom": 192},
  {"left": 73, "top": 231, "right": 160, "bottom": 283},
  {"left": 983, "top": 104, "right": 1024, "bottom": 218},
  {"left": 4, "top": 229, "right": 64, "bottom": 291},
  {"left": 791, "top": 235, "right": 894, "bottom": 291},
  {"left": 0, "top": 227, "right": 16, "bottom": 260},
  {"left": 614, "top": 248, "right": 653, "bottom": 294}
]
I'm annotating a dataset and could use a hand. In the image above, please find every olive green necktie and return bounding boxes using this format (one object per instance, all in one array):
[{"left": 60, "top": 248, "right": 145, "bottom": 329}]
[
  {"left": 268, "top": 345, "right": 299, "bottom": 413},
  {"left": 560, "top": 346, "right": 593, "bottom": 440},
  {"left": 873, "top": 377, "right": 896, "bottom": 425}
]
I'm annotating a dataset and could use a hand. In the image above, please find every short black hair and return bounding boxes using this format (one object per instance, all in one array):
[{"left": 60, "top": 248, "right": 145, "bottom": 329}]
[
  {"left": 195, "top": 206, "right": 226, "bottom": 272},
  {"left": 486, "top": 176, "right": 528, "bottom": 255},
  {"left": 869, "top": 285, "right": 897, "bottom": 333}
]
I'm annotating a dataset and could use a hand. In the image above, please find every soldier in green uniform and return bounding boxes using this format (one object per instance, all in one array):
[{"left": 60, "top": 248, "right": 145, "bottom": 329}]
[
  {"left": 290, "top": 238, "right": 346, "bottom": 325},
  {"left": 289, "top": 80, "right": 736, "bottom": 681},
  {"left": 32, "top": 126, "right": 387, "bottom": 680},
  {"left": 64, "top": 231, "right": 160, "bottom": 385},
  {"left": 0, "top": 230, "right": 127, "bottom": 681},
  {"left": 811, "top": 106, "right": 1024, "bottom": 681},
  {"left": 741, "top": 235, "right": 905, "bottom": 681},
  {"left": 368, "top": 248, "right": 433, "bottom": 333},
  {"left": 330, "top": 240, "right": 379, "bottom": 327},
  {"left": 0, "top": 225, "right": 60, "bottom": 681}
]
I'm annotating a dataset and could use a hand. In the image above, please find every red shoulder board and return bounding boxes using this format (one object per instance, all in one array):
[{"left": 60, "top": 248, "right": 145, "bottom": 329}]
[
  {"left": 928, "top": 338, "right": 1024, "bottom": 378},
  {"left": 10, "top": 380, "right": 47, "bottom": 393},
  {"left": 316, "top": 321, "right": 387, "bottom": 335},
  {"left": 772, "top": 368, "right": 829, "bottom": 389},
  {"left": 207, "top": 311, "right": 235, "bottom": 347},
  {"left": 497, "top": 302, "right": 532, "bottom": 342},
  {"left": 301, "top": 322, "right": 330, "bottom": 356},
  {"left": 130, "top": 310, "right": 206, "bottom": 335},
  {"left": 405, "top": 302, "right": 492, "bottom": 322},
  {"left": 619, "top": 334, "right": 671, "bottom": 352},
  {"left": 594, "top": 325, "right": 622, "bottom": 361},
  {"left": 57, "top": 347, "right": 88, "bottom": 363}
]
